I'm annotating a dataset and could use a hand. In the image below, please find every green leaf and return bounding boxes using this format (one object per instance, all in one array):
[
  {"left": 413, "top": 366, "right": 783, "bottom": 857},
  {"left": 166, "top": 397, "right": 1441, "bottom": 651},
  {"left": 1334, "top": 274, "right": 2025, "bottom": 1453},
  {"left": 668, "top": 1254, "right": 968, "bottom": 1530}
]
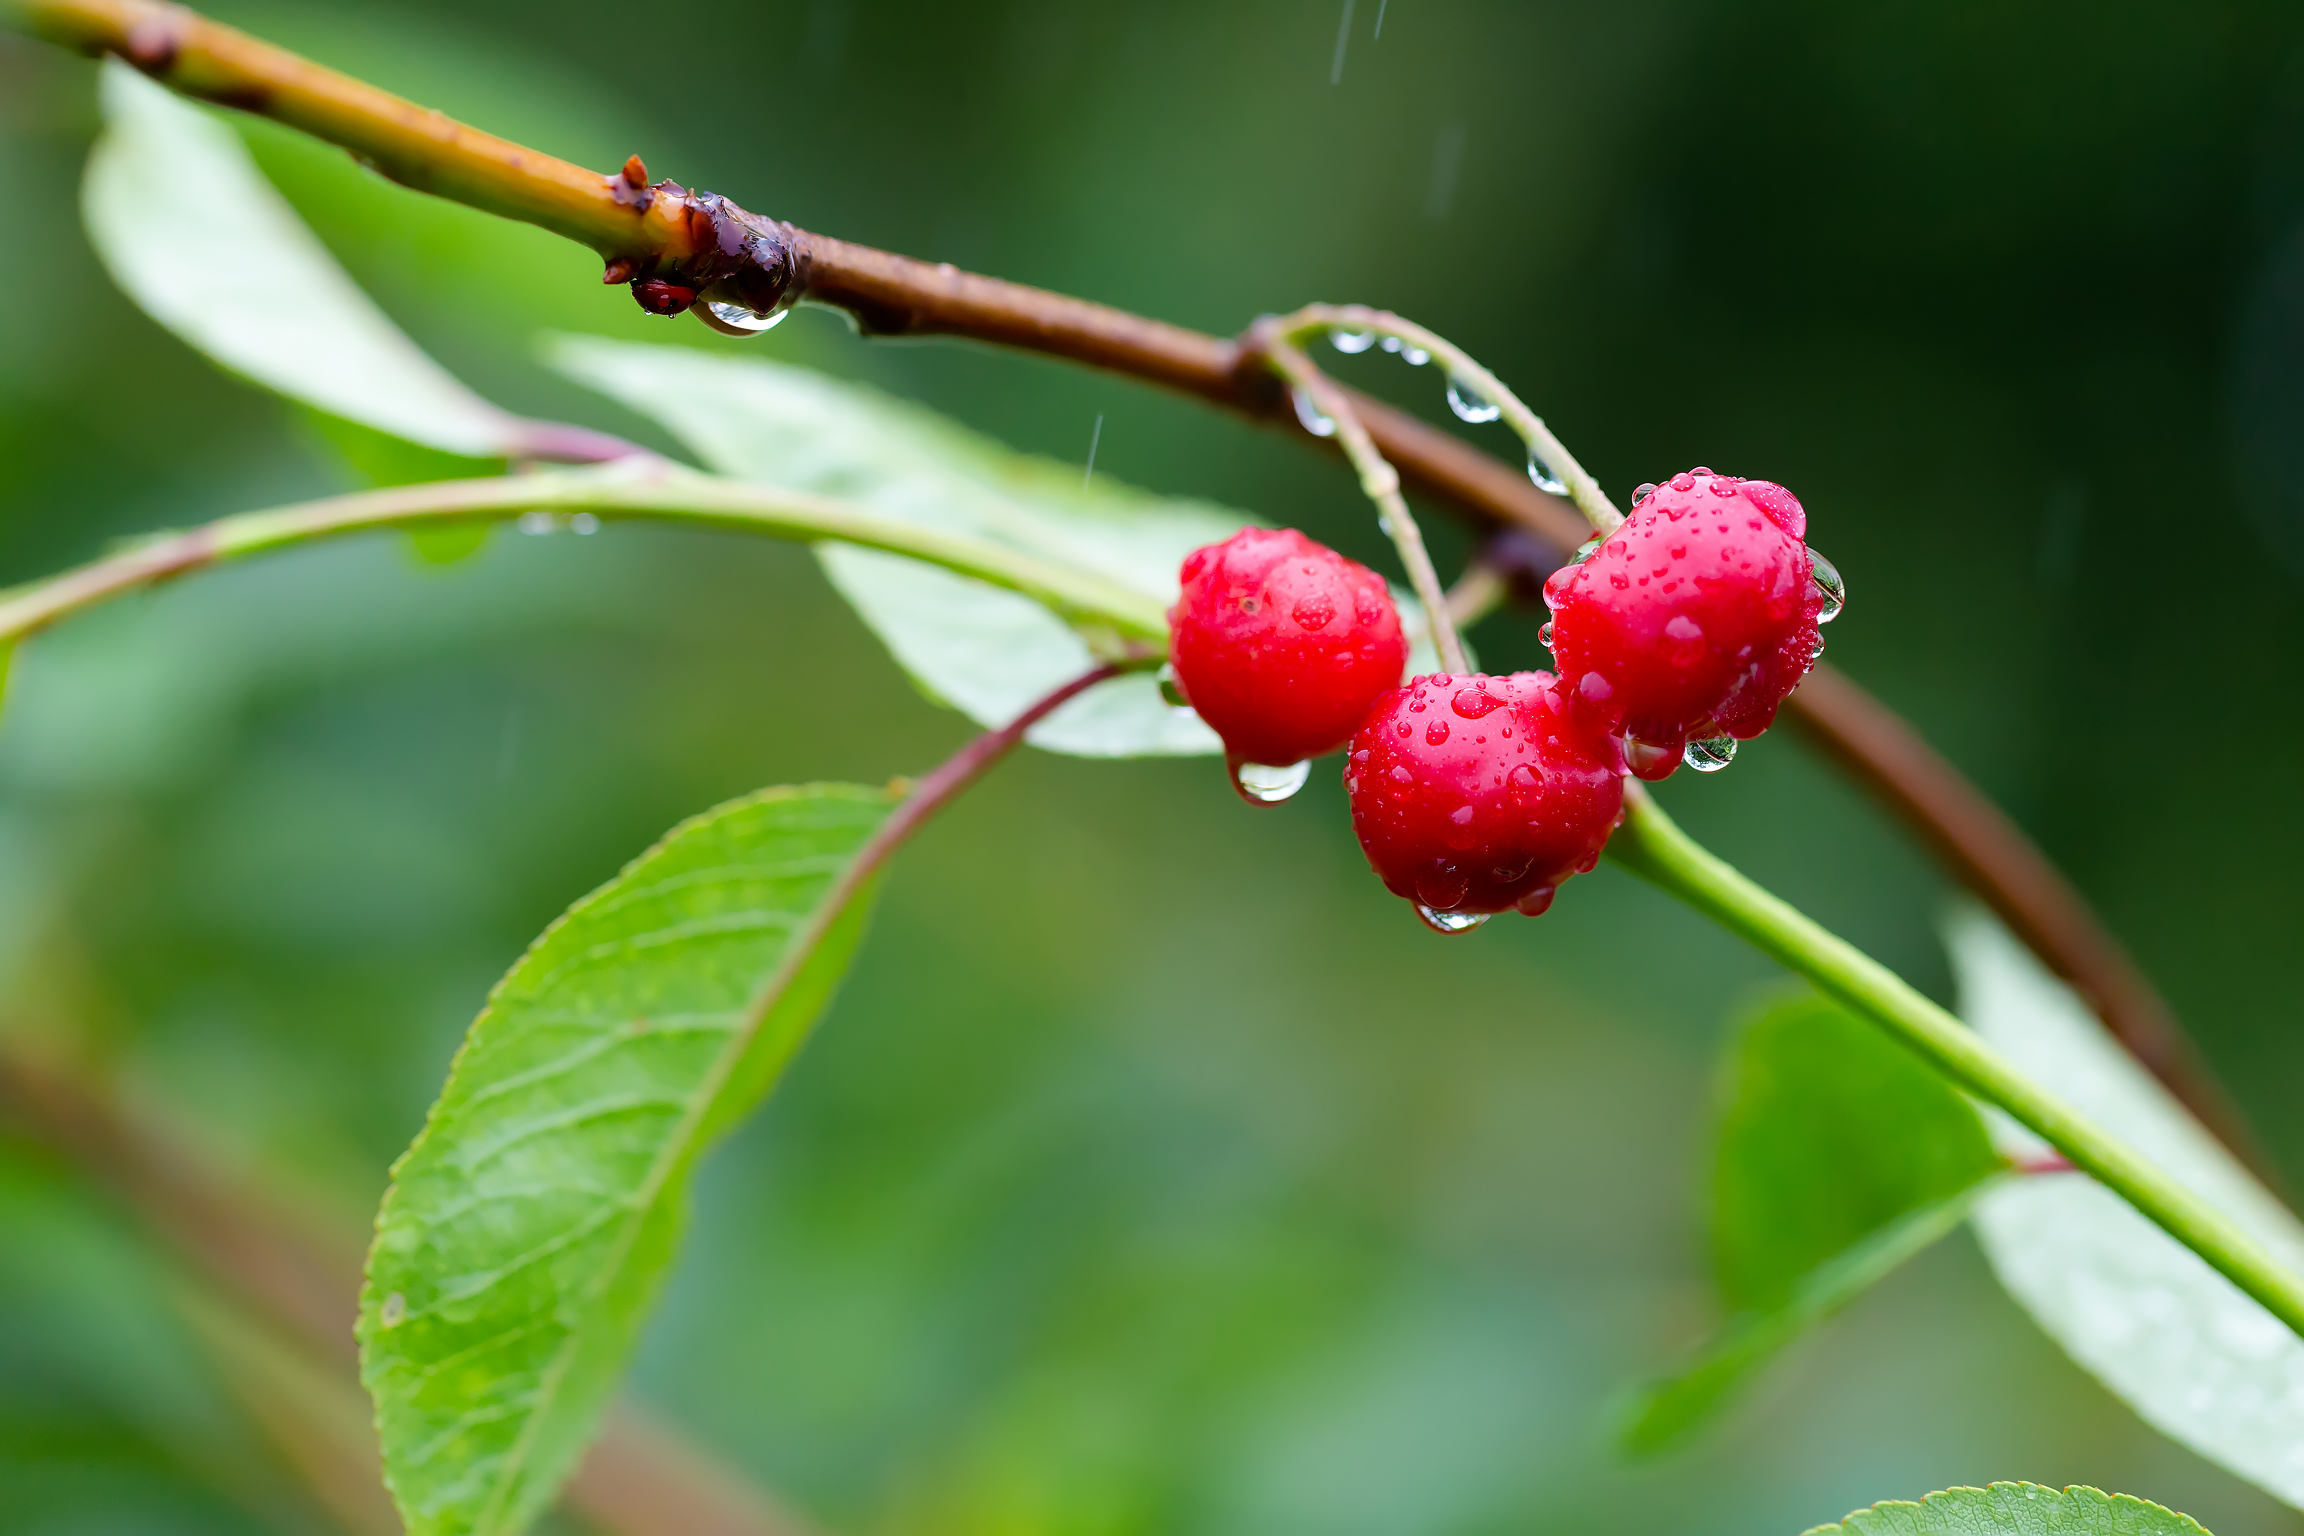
[
  {"left": 1622, "top": 1191, "right": 1981, "bottom": 1455},
  {"left": 1714, "top": 988, "right": 2003, "bottom": 1313},
  {"left": 302, "top": 407, "right": 508, "bottom": 490},
  {"left": 1949, "top": 907, "right": 2304, "bottom": 1513},
  {"left": 84, "top": 61, "right": 525, "bottom": 458},
  {"left": 544, "top": 337, "right": 1241, "bottom": 758},
  {"left": 1621, "top": 988, "right": 2003, "bottom": 1454},
  {"left": 359, "top": 783, "right": 892, "bottom": 1536},
  {"left": 1802, "top": 1482, "right": 2211, "bottom": 1536}
]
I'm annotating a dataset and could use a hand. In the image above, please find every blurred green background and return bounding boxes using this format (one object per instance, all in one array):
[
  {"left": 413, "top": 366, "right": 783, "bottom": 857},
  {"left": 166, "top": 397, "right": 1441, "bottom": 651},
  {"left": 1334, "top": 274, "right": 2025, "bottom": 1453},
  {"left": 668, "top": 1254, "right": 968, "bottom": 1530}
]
[{"left": 4, "top": 1, "right": 2303, "bottom": 1532}]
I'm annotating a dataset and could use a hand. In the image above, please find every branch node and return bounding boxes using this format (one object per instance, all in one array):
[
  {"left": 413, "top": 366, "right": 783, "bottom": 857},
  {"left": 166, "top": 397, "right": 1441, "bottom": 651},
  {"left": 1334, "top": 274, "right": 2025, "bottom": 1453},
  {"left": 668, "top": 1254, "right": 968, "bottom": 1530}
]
[{"left": 123, "top": 10, "right": 187, "bottom": 74}]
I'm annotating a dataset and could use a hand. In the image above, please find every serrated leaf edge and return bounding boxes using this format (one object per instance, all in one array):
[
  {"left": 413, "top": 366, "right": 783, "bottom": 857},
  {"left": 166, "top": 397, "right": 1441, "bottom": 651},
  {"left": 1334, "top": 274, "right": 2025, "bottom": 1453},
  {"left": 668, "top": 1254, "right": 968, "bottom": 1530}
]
[
  {"left": 357, "top": 782, "right": 891, "bottom": 1535},
  {"left": 1801, "top": 1481, "right": 2213, "bottom": 1536}
]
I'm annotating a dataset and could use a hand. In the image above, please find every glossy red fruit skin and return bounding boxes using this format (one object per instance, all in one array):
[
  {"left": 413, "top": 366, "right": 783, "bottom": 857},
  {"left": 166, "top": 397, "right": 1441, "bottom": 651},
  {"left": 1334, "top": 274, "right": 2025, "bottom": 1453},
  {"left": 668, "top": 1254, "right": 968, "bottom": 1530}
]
[
  {"left": 1168, "top": 527, "right": 1409, "bottom": 768},
  {"left": 1345, "top": 671, "right": 1624, "bottom": 917},
  {"left": 1542, "top": 469, "right": 1822, "bottom": 779}
]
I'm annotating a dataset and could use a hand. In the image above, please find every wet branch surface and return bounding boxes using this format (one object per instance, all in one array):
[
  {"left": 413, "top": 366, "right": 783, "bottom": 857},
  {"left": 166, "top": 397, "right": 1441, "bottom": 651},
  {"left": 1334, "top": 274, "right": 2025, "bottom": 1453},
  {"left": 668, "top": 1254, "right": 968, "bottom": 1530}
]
[{"left": 0, "top": 0, "right": 2266, "bottom": 1167}]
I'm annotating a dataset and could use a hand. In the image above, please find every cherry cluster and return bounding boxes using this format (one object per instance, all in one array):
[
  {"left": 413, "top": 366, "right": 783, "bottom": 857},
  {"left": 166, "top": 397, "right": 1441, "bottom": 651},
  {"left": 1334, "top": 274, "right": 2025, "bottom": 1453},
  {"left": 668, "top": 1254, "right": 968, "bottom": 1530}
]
[{"left": 1166, "top": 470, "right": 1837, "bottom": 931}]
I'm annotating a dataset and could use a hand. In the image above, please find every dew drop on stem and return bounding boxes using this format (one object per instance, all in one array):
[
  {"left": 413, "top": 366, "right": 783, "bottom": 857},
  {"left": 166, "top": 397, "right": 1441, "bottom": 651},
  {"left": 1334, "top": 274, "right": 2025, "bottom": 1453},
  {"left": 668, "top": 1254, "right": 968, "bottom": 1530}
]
[
  {"left": 1380, "top": 335, "right": 1403, "bottom": 353},
  {"left": 1415, "top": 904, "right": 1491, "bottom": 933},
  {"left": 1809, "top": 548, "right": 1846, "bottom": 622},
  {"left": 1683, "top": 734, "right": 1737, "bottom": 773},
  {"left": 1446, "top": 374, "right": 1501, "bottom": 422},
  {"left": 1292, "top": 388, "right": 1338, "bottom": 438},
  {"left": 703, "top": 300, "right": 787, "bottom": 335},
  {"left": 1231, "top": 758, "right": 1311, "bottom": 804},
  {"left": 1527, "top": 450, "right": 1568, "bottom": 495},
  {"left": 1331, "top": 328, "right": 1376, "bottom": 354},
  {"left": 1401, "top": 345, "right": 1431, "bottom": 366}
]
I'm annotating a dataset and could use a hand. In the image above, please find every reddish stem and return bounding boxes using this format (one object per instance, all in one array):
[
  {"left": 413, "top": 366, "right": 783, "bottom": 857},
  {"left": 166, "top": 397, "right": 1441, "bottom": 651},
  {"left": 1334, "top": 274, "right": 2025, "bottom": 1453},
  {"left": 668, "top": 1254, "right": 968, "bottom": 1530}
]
[{"left": 858, "top": 664, "right": 1123, "bottom": 885}]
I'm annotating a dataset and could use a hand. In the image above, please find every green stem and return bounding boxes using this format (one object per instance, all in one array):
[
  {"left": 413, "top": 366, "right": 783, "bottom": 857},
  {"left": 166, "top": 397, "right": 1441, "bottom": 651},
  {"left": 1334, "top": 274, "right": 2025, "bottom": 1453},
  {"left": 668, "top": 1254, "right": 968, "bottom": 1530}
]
[
  {"left": 1608, "top": 788, "right": 2304, "bottom": 1340},
  {"left": 1257, "top": 335, "right": 1467, "bottom": 675},
  {"left": 1274, "top": 303, "right": 1623, "bottom": 537},
  {"left": 0, "top": 464, "right": 1171, "bottom": 651}
]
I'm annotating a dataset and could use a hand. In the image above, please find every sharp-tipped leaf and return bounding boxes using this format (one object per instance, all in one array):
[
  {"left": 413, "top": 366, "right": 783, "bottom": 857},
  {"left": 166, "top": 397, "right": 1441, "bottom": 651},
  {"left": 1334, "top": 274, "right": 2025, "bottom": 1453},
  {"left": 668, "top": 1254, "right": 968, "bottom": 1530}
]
[
  {"left": 1803, "top": 1483, "right": 2211, "bottom": 1536},
  {"left": 360, "top": 784, "right": 891, "bottom": 1536},
  {"left": 1621, "top": 988, "right": 2003, "bottom": 1454},
  {"left": 546, "top": 338, "right": 1244, "bottom": 757},
  {"left": 1624, "top": 1191, "right": 1983, "bottom": 1455},
  {"left": 1950, "top": 907, "right": 2304, "bottom": 1512},
  {"left": 85, "top": 62, "right": 525, "bottom": 458}
]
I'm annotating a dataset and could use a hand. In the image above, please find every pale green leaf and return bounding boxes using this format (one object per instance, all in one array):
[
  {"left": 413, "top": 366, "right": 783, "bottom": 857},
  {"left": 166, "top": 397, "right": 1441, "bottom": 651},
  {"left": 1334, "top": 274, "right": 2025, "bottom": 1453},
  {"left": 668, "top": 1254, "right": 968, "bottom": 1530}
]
[
  {"left": 85, "top": 61, "right": 523, "bottom": 457},
  {"left": 1621, "top": 988, "right": 2002, "bottom": 1454},
  {"left": 1802, "top": 1482, "right": 2210, "bottom": 1536},
  {"left": 543, "top": 337, "right": 1242, "bottom": 757},
  {"left": 1622, "top": 1190, "right": 1982, "bottom": 1455},
  {"left": 359, "top": 783, "right": 891, "bottom": 1536},
  {"left": 1950, "top": 907, "right": 2304, "bottom": 1512},
  {"left": 1714, "top": 988, "right": 2002, "bottom": 1313}
]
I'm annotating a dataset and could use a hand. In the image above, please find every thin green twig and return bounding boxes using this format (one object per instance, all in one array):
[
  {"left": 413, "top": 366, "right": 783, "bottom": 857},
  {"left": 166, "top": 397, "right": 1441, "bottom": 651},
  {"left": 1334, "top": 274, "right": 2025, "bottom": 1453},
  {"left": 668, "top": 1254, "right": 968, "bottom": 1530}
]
[
  {"left": 1257, "top": 333, "right": 1467, "bottom": 675},
  {"left": 1273, "top": 303, "right": 1622, "bottom": 537},
  {"left": 1607, "top": 787, "right": 2304, "bottom": 1342},
  {"left": 0, "top": 464, "right": 1171, "bottom": 652}
]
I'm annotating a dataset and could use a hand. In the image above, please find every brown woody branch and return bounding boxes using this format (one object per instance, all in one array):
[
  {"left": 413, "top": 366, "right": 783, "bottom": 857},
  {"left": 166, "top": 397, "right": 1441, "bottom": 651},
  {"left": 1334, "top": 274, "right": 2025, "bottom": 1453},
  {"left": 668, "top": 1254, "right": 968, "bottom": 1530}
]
[{"left": 2, "top": 0, "right": 2267, "bottom": 1172}]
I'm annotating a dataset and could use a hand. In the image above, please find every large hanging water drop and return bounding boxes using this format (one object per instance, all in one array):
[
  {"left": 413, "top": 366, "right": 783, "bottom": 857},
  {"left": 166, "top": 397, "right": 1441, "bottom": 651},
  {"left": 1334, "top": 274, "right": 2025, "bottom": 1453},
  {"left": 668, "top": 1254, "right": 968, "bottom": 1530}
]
[
  {"left": 1331, "top": 328, "right": 1377, "bottom": 354},
  {"left": 1415, "top": 904, "right": 1492, "bottom": 934},
  {"left": 1683, "top": 734, "right": 1738, "bottom": 773},
  {"left": 1809, "top": 548, "right": 1846, "bottom": 623},
  {"left": 1447, "top": 374, "right": 1501, "bottom": 423},
  {"left": 702, "top": 300, "right": 787, "bottom": 335},
  {"left": 1292, "top": 388, "right": 1338, "bottom": 438},
  {"left": 1527, "top": 450, "right": 1568, "bottom": 496},
  {"left": 1231, "top": 758, "right": 1310, "bottom": 804}
]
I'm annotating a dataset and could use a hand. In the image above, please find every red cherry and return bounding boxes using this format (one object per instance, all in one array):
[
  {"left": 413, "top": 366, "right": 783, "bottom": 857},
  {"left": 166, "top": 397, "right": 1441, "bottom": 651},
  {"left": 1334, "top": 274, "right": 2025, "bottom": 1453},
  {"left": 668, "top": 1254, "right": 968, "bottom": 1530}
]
[
  {"left": 1541, "top": 469, "right": 1829, "bottom": 780},
  {"left": 1345, "top": 671, "right": 1624, "bottom": 927},
  {"left": 1168, "top": 527, "right": 1408, "bottom": 795}
]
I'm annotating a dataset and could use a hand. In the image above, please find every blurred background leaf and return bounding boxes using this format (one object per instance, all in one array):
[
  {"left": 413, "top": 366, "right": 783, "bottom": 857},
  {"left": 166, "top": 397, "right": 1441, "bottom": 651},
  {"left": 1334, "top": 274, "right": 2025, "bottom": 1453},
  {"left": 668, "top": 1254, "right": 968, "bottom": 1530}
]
[
  {"left": 7, "top": 1, "right": 2304, "bottom": 1533},
  {"left": 1955, "top": 909, "right": 2304, "bottom": 1515},
  {"left": 547, "top": 338, "right": 1234, "bottom": 758},
  {"left": 1619, "top": 988, "right": 2003, "bottom": 1456},
  {"left": 84, "top": 62, "right": 526, "bottom": 458}
]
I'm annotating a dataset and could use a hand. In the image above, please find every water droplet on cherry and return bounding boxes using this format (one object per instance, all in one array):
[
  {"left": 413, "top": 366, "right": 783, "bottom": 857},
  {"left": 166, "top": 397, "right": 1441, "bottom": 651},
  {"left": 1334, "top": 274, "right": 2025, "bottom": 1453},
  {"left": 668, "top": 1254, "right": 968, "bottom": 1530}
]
[
  {"left": 1415, "top": 905, "right": 1491, "bottom": 934},
  {"left": 1809, "top": 548, "right": 1845, "bottom": 622},
  {"left": 1230, "top": 758, "right": 1310, "bottom": 804}
]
